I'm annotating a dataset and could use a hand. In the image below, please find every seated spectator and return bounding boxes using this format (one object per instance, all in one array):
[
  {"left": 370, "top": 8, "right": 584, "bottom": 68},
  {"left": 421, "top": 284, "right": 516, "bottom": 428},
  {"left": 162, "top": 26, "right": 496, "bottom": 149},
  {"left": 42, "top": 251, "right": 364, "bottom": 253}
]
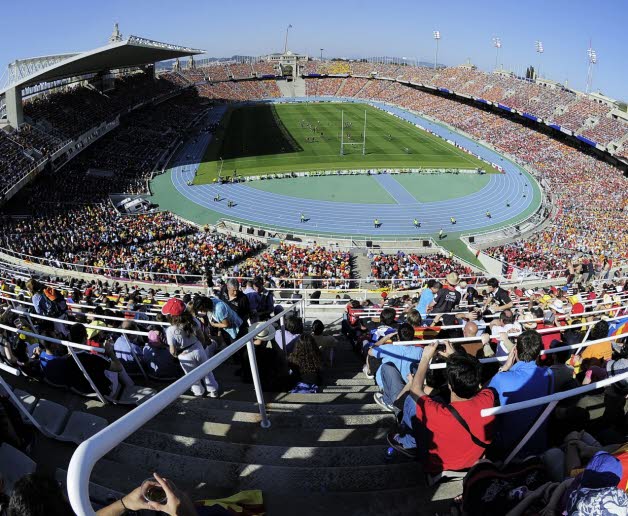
[
  {"left": 6, "top": 473, "right": 73, "bottom": 515},
  {"left": 488, "top": 330, "right": 554, "bottom": 458},
  {"left": 68, "top": 323, "right": 134, "bottom": 399},
  {"left": 311, "top": 319, "right": 337, "bottom": 366},
  {"left": 288, "top": 334, "right": 323, "bottom": 391},
  {"left": 241, "top": 321, "right": 291, "bottom": 391},
  {"left": 565, "top": 451, "right": 628, "bottom": 514},
  {"left": 142, "top": 328, "right": 182, "bottom": 380},
  {"left": 112, "top": 321, "right": 145, "bottom": 375},
  {"left": 362, "top": 307, "right": 397, "bottom": 353},
  {"left": 275, "top": 314, "right": 304, "bottom": 353},
  {"left": 488, "top": 309, "right": 520, "bottom": 357},
  {"left": 387, "top": 342, "right": 498, "bottom": 474},
  {"left": 371, "top": 323, "right": 422, "bottom": 412}
]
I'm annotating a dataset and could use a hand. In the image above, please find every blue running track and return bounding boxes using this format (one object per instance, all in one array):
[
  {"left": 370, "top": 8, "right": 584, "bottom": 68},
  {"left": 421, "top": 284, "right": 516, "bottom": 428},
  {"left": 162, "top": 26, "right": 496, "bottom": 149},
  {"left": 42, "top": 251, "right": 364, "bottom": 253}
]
[{"left": 163, "top": 98, "right": 541, "bottom": 238}]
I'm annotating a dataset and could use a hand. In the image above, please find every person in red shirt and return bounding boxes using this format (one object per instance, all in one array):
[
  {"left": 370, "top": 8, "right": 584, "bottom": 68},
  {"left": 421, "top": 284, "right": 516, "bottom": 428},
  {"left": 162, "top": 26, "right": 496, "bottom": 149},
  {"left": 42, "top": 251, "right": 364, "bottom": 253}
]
[{"left": 387, "top": 341, "right": 498, "bottom": 474}]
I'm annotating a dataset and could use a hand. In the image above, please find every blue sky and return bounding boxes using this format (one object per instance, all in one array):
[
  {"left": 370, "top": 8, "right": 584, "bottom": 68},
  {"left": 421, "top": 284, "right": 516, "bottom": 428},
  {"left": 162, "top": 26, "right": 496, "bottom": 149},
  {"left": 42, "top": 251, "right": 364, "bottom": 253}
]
[{"left": 2, "top": 0, "right": 626, "bottom": 100}]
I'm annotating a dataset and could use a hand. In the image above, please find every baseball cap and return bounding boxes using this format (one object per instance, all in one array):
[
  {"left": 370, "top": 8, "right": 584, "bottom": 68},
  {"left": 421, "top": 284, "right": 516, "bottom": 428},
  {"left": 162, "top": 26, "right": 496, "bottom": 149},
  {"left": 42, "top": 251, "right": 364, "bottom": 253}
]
[
  {"left": 571, "top": 302, "right": 585, "bottom": 315},
  {"left": 161, "top": 298, "right": 186, "bottom": 316}
]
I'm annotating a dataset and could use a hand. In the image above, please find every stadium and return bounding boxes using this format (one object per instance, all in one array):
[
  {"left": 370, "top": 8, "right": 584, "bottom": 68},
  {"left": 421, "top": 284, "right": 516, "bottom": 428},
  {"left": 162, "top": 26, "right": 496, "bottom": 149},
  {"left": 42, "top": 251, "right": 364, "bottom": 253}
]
[{"left": 0, "top": 17, "right": 627, "bottom": 516}]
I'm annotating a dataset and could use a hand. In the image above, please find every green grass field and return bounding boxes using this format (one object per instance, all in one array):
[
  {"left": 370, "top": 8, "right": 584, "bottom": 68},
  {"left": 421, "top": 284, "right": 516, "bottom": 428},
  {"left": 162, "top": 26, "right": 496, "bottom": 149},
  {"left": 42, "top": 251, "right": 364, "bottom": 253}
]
[{"left": 194, "top": 103, "right": 492, "bottom": 182}]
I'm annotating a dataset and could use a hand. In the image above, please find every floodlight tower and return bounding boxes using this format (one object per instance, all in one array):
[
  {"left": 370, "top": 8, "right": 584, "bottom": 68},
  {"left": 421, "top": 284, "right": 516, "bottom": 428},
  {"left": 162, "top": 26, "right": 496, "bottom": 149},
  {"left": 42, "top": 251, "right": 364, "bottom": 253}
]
[
  {"left": 535, "top": 40, "right": 544, "bottom": 79},
  {"left": 492, "top": 37, "right": 502, "bottom": 70},
  {"left": 586, "top": 46, "right": 597, "bottom": 93},
  {"left": 320, "top": 48, "right": 324, "bottom": 61},
  {"left": 284, "top": 24, "right": 293, "bottom": 54},
  {"left": 433, "top": 31, "right": 441, "bottom": 70}
]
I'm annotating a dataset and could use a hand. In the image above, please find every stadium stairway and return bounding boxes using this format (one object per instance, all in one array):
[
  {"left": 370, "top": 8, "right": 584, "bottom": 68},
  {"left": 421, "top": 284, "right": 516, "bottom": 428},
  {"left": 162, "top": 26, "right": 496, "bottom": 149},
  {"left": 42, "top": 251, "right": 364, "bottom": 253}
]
[{"left": 5, "top": 335, "right": 462, "bottom": 515}]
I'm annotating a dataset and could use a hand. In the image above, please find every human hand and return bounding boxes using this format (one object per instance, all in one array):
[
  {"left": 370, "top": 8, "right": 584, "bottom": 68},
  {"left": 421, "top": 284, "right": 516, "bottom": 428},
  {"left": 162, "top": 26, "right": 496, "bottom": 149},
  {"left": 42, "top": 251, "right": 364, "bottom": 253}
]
[
  {"left": 120, "top": 485, "right": 152, "bottom": 512},
  {"left": 422, "top": 342, "right": 438, "bottom": 360},
  {"left": 501, "top": 345, "right": 518, "bottom": 372},
  {"left": 146, "top": 472, "right": 197, "bottom": 516}
]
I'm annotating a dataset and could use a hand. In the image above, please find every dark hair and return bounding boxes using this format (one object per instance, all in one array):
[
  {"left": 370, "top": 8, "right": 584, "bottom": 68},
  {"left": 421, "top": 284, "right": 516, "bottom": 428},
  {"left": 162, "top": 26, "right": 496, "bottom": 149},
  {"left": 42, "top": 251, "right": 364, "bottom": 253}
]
[
  {"left": 398, "top": 323, "right": 415, "bottom": 342},
  {"left": 380, "top": 307, "right": 396, "bottom": 326},
  {"left": 289, "top": 334, "right": 322, "bottom": 375},
  {"left": 500, "top": 309, "right": 514, "bottom": 324},
  {"left": 192, "top": 295, "right": 213, "bottom": 313},
  {"left": 426, "top": 279, "right": 436, "bottom": 289},
  {"left": 446, "top": 353, "right": 481, "bottom": 399},
  {"left": 406, "top": 310, "right": 423, "bottom": 327},
  {"left": 350, "top": 299, "right": 361, "bottom": 309},
  {"left": 311, "top": 320, "right": 325, "bottom": 335},
  {"left": 517, "top": 330, "right": 543, "bottom": 362},
  {"left": 589, "top": 320, "right": 609, "bottom": 341},
  {"left": 487, "top": 278, "right": 499, "bottom": 289},
  {"left": 69, "top": 323, "right": 87, "bottom": 343},
  {"left": 432, "top": 281, "right": 442, "bottom": 290},
  {"left": 285, "top": 315, "right": 304, "bottom": 335},
  {"left": 8, "top": 473, "right": 72, "bottom": 516},
  {"left": 531, "top": 306, "right": 544, "bottom": 319}
]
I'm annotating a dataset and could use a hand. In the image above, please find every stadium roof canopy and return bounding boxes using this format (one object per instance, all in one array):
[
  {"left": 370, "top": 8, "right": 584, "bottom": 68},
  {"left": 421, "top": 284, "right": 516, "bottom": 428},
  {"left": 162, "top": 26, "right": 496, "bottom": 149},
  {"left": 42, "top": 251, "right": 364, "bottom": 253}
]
[{"left": 1, "top": 35, "right": 204, "bottom": 95}]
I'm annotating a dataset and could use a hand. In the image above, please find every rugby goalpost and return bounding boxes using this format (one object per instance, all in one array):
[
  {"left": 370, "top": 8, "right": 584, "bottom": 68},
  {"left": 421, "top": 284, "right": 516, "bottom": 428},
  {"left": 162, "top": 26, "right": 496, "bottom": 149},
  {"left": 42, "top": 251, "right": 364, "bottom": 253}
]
[{"left": 340, "top": 109, "right": 367, "bottom": 156}]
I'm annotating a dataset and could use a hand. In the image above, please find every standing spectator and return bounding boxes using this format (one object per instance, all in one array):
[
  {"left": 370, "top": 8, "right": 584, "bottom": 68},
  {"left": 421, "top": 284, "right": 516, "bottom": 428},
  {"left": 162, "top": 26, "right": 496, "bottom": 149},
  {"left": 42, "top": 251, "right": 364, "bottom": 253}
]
[
  {"left": 162, "top": 298, "right": 219, "bottom": 398},
  {"left": 221, "top": 279, "right": 250, "bottom": 333},
  {"left": 485, "top": 278, "right": 513, "bottom": 311},
  {"left": 200, "top": 296, "right": 243, "bottom": 345},
  {"left": 416, "top": 280, "right": 441, "bottom": 319},
  {"left": 430, "top": 273, "right": 462, "bottom": 322},
  {"left": 243, "top": 280, "right": 262, "bottom": 322}
]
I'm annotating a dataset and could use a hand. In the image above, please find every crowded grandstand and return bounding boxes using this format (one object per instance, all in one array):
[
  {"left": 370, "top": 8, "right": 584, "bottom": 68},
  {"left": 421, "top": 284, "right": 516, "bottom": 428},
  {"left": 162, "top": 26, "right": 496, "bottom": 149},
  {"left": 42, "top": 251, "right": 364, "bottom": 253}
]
[{"left": 0, "top": 19, "right": 628, "bottom": 516}]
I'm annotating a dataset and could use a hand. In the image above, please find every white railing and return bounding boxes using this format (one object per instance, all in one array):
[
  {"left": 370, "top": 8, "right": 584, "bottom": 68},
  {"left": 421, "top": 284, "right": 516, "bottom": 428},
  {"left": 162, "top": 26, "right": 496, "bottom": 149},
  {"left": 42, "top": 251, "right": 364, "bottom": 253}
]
[{"left": 66, "top": 302, "right": 299, "bottom": 516}]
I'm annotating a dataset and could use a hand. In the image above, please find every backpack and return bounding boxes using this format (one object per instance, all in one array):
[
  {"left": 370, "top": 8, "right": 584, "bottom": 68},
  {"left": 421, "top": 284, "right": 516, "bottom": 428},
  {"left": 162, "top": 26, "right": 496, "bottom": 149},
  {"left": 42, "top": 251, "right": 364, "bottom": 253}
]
[
  {"left": 44, "top": 287, "right": 67, "bottom": 315},
  {"left": 37, "top": 292, "right": 62, "bottom": 318},
  {"left": 461, "top": 457, "right": 548, "bottom": 515}
]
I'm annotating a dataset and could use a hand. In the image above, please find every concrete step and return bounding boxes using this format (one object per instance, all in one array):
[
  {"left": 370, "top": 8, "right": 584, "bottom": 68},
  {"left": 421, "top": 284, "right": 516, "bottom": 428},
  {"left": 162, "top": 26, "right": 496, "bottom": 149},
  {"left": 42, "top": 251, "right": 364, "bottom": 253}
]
[
  {"left": 321, "top": 385, "right": 380, "bottom": 393},
  {"left": 102, "top": 442, "right": 423, "bottom": 493},
  {"left": 218, "top": 389, "right": 380, "bottom": 405},
  {"left": 125, "top": 428, "right": 411, "bottom": 467},
  {"left": 142, "top": 412, "right": 390, "bottom": 446},
  {"left": 329, "top": 378, "right": 379, "bottom": 386},
  {"left": 264, "top": 485, "right": 460, "bottom": 516},
  {"left": 158, "top": 403, "right": 392, "bottom": 429},
  {"left": 170, "top": 396, "right": 386, "bottom": 416}
]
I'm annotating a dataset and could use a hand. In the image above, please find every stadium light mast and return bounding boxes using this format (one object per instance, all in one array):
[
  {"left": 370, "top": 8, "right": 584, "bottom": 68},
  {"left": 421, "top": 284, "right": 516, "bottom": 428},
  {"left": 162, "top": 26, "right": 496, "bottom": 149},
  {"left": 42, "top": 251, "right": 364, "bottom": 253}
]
[
  {"left": 433, "top": 31, "right": 441, "bottom": 69},
  {"left": 320, "top": 48, "right": 324, "bottom": 61},
  {"left": 284, "top": 24, "right": 293, "bottom": 54},
  {"left": 586, "top": 45, "right": 597, "bottom": 93},
  {"left": 492, "top": 37, "right": 502, "bottom": 71},
  {"left": 534, "top": 40, "right": 544, "bottom": 80}
]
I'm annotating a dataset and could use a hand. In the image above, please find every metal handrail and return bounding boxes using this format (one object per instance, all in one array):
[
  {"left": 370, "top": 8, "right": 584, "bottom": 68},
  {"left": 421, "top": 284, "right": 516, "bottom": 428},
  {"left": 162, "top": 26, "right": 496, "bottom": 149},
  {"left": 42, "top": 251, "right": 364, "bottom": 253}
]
[{"left": 67, "top": 301, "right": 299, "bottom": 515}]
